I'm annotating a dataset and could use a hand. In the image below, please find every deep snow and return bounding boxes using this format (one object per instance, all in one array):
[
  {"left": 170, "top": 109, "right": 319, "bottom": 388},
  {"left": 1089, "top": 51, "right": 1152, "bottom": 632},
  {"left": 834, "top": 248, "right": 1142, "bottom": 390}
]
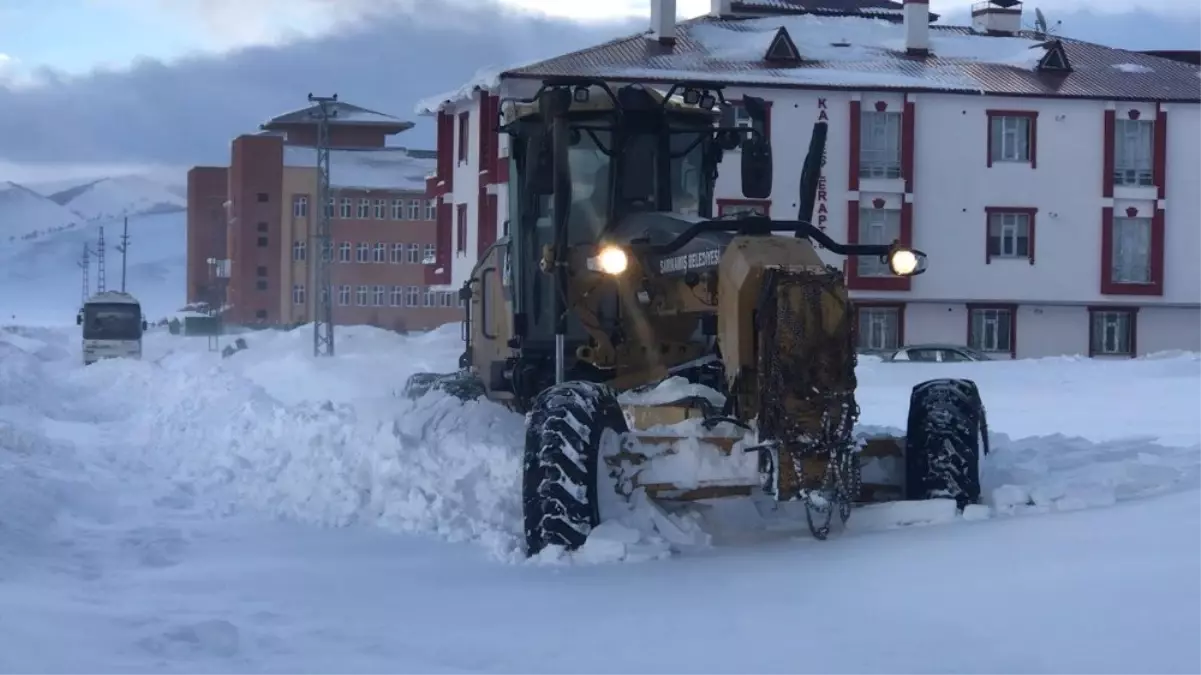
[{"left": 0, "top": 323, "right": 1198, "bottom": 673}]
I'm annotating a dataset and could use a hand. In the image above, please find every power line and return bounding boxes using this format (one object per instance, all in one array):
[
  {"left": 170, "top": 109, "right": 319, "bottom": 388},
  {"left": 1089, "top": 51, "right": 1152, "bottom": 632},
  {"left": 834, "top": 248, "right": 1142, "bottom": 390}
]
[{"left": 308, "top": 93, "right": 338, "bottom": 357}]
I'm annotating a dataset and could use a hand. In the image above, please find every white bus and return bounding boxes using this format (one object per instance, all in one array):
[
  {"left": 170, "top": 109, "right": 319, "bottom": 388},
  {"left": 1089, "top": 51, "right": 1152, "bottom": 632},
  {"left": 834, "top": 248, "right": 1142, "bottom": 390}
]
[{"left": 76, "top": 291, "right": 148, "bottom": 365}]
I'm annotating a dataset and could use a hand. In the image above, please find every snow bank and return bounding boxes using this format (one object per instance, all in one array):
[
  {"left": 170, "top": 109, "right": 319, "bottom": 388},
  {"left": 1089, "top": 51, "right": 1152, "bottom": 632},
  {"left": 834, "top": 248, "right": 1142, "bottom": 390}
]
[{"left": 1, "top": 320, "right": 1198, "bottom": 569}]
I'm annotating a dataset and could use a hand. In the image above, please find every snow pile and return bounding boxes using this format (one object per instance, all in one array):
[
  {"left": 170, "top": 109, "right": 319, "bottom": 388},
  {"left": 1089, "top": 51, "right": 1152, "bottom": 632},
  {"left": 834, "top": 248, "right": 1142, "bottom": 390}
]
[
  {"left": 0, "top": 181, "right": 83, "bottom": 243},
  {"left": 48, "top": 175, "right": 185, "bottom": 223},
  {"left": 2, "top": 317, "right": 1199, "bottom": 569},
  {"left": 1113, "top": 62, "right": 1155, "bottom": 73}
]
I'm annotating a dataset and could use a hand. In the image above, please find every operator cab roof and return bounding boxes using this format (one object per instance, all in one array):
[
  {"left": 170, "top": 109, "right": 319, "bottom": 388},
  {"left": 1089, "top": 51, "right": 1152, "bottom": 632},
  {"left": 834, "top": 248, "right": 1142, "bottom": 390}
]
[
  {"left": 85, "top": 291, "right": 140, "bottom": 305},
  {"left": 502, "top": 83, "right": 723, "bottom": 125}
]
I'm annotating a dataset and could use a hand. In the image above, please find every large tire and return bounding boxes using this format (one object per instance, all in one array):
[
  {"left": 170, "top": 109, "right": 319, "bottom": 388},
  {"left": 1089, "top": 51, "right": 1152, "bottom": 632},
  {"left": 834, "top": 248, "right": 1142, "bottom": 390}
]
[
  {"left": 522, "top": 381, "right": 628, "bottom": 557},
  {"left": 904, "top": 378, "right": 989, "bottom": 509}
]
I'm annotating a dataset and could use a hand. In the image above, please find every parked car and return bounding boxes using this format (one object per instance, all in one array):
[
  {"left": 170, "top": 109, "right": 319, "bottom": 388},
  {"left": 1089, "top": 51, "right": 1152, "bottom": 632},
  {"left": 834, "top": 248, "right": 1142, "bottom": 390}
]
[{"left": 880, "top": 343, "right": 995, "bottom": 363}]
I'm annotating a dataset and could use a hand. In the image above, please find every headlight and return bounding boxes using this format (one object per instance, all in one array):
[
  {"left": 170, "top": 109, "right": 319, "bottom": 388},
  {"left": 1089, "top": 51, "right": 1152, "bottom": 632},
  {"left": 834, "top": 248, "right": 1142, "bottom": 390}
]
[
  {"left": 886, "top": 245, "right": 927, "bottom": 277},
  {"left": 587, "top": 245, "right": 629, "bottom": 275}
]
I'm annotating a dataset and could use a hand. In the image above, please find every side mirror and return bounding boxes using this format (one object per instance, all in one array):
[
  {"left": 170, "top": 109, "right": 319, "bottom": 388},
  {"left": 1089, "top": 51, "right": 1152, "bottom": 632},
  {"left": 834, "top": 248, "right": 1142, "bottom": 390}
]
[
  {"left": 739, "top": 95, "right": 772, "bottom": 200},
  {"left": 740, "top": 134, "right": 772, "bottom": 200},
  {"left": 76, "top": 312, "right": 82, "bottom": 325},
  {"left": 142, "top": 320, "right": 148, "bottom": 331}
]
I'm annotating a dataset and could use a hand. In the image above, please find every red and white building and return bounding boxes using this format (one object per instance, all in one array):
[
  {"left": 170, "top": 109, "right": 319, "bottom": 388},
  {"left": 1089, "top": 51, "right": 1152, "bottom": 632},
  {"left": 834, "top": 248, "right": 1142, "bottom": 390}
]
[{"left": 417, "top": 0, "right": 1200, "bottom": 358}]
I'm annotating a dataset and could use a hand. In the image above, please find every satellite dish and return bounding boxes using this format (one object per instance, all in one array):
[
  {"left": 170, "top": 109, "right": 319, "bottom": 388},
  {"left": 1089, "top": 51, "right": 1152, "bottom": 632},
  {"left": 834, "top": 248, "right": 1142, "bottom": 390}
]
[{"left": 1035, "top": 7, "right": 1048, "bottom": 36}]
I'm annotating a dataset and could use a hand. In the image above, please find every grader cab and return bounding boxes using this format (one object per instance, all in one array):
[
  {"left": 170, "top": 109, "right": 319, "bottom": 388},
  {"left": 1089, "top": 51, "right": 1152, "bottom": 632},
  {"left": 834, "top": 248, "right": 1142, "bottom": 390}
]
[{"left": 405, "top": 78, "right": 989, "bottom": 557}]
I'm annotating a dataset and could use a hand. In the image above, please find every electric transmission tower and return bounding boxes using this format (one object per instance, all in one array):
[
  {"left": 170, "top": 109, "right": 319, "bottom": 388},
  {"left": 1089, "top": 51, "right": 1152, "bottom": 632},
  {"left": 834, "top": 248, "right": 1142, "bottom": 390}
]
[
  {"left": 96, "top": 226, "right": 107, "bottom": 293},
  {"left": 115, "top": 217, "right": 130, "bottom": 292},
  {"left": 79, "top": 244, "right": 91, "bottom": 305},
  {"left": 308, "top": 93, "right": 338, "bottom": 357}
]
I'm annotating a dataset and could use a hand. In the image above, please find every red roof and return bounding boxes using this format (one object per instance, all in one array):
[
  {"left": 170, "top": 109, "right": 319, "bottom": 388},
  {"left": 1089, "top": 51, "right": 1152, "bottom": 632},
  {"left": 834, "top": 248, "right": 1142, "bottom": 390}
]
[{"left": 502, "top": 15, "right": 1201, "bottom": 102}]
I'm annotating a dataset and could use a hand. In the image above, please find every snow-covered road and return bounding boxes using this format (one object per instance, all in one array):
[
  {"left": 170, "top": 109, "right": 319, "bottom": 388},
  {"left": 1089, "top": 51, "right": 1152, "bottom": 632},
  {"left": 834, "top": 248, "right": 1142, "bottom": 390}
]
[{"left": 1, "top": 324, "right": 1198, "bottom": 673}]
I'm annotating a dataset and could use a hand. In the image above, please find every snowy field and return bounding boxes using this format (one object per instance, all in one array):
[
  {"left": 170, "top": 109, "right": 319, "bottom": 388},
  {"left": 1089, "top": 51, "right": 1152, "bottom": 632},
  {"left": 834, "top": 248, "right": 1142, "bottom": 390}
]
[{"left": 0, "top": 323, "right": 1198, "bottom": 673}]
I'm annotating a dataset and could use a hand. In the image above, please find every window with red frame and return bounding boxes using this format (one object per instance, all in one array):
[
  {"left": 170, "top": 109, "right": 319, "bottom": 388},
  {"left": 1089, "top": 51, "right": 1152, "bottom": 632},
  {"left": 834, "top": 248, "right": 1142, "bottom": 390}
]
[
  {"left": 456, "top": 203, "right": 468, "bottom": 254},
  {"left": 457, "top": 112, "right": 469, "bottom": 164}
]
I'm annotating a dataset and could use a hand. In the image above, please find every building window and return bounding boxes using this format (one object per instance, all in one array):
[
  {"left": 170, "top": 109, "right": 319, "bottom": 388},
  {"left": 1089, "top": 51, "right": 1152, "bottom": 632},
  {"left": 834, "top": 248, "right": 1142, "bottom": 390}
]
[
  {"left": 407, "top": 243, "right": 421, "bottom": 264},
  {"left": 256, "top": 279, "right": 268, "bottom": 291},
  {"left": 405, "top": 286, "right": 420, "bottom": 307},
  {"left": 408, "top": 199, "right": 421, "bottom": 220},
  {"left": 257, "top": 266, "right": 268, "bottom": 277},
  {"left": 257, "top": 236, "right": 268, "bottom": 247},
  {"left": 988, "top": 111, "right": 1036, "bottom": 166},
  {"left": 860, "top": 110, "right": 902, "bottom": 179},
  {"left": 255, "top": 309, "right": 268, "bottom": 320},
  {"left": 292, "top": 283, "right": 306, "bottom": 305},
  {"left": 339, "top": 198, "right": 352, "bottom": 219},
  {"left": 338, "top": 285, "right": 351, "bottom": 306},
  {"left": 320, "top": 240, "right": 332, "bottom": 262},
  {"left": 338, "top": 241, "right": 351, "bottom": 262},
  {"left": 355, "top": 242, "right": 369, "bottom": 263},
  {"left": 293, "top": 240, "right": 306, "bottom": 261},
  {"left": 293, "top": 195, "right": 308, "bottom": 218},
  {"left": 356, "top": 198, "right": 370, "bottom": 219},
  {"left": 392, "top": 198, "right": 405, "bottom": 220},
  {"left": 423, "top": 287, "right": 435, "bottom": 307},
  {"left": 717, "top": 200, "right": 770, "bottom": 218},
  {"left": 456, "top": 204, "right": 468, "bottom": 254},
  {"left": 1090, "top": 309, "right": 1136, "bottom": 357},
  {"left": 257, "top": 222, "right": 268, "bottom": 233},
  {"left": 1111, "top": 216, "right": 1152, "bottom": 284},
  {"left": 425, "top": 200, "right": 437, "bottom": 220},
  {"left": 356, "top": 285, "right": 369, "bottom": 306},
  {"left": 968, "top": 306, "right": 1014, "bottom": 355},
  {"left": 856, "top": 207, "right": 900, "bottom": 277},
  {"left": 423, "top": 244, "right": 436, "bottom": 264},
  {"left": 373, "top": 285, "right": 386, "bottom": 306},
  {"left": 373, "top": 243, "right": 386, "bottom": 263},
  {"left": 856, "top": 305, "right": 901, "bottom": 351},
  {"left": 458, "top": 111, "right": 470, "bottom": 163},
  {"left": 319, "top": 286, "right": 329, "bottom": 305},
  {"left": 391, "top": 243, "right": 405, "bottom": 264},
  {"left": 390, "top": 285, "right": 404, "bottom": 307},
  {"left": 1114, "top": 119, "right": 1154, "bottom": 187},
  {"left": 256, "top": 192, "right": 269, "bottom": 203},
  {"left": 373, "top": 199, "right": 387, "bottom": 219},
  {"left": 986, "top": 209, "right": 1035, "bottom": 263},
  {"left": 325, "top": 197, "right": 335, "bottom": 218},
  {"left": 440, "top": 291, "right": 455, "bottom": 307}
]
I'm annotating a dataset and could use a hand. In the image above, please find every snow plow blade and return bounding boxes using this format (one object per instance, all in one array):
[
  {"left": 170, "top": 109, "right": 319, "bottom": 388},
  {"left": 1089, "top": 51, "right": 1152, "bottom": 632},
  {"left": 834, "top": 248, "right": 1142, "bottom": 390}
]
[{"left": 609, "top": 399, "right": 907, "bottom": 504}]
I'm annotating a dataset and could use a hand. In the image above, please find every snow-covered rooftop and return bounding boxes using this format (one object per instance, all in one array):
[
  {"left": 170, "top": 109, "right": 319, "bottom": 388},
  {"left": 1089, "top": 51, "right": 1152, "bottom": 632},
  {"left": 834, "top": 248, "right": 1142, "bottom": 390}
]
[
  {"left": 417, "top": 13, "right": 1200, "bottom": 113},
  {"left": 282, "top": 147, "right": 436, "bottom": 192},
  {"left": 263, "top": 101, "right": 414, "bottom": 132}
]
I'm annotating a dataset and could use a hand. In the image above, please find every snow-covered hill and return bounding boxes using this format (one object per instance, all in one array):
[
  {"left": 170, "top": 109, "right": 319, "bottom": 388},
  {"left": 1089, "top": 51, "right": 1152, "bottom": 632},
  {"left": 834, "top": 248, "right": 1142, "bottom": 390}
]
[
  {"left": 0, "top": 181, "right": 84, "bottom": 243},
  {"left": 0, "top": 210, "right": 186, "bottom": 322},
  {"left": 47, "top": 174, "right": 185, "bottom": 223}
]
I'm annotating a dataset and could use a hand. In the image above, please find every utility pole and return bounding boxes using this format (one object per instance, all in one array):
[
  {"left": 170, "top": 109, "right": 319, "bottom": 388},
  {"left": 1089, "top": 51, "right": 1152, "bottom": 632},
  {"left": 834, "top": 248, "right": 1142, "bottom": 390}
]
[
  {"left": 308, "top": 93, "right": 338, "bottom": 357},
  {"left": 79, "top": 244, "right": 91, "bottom": 305},
  {"left": 96, "top": 226, "right": 107, "bottom": 293},
  {"left": 114, "top": 217, "right": 130, "bottom": 292}
]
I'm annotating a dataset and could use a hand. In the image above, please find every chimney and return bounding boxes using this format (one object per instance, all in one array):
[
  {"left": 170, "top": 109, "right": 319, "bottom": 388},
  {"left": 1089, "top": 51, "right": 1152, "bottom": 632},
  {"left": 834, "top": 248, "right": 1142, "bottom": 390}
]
[
  {"left": 710, "top": 0, "right": 732, "bottom": 16},
  {"left": 903, "top": 0, "right": 930, "bottom": 56},
  {"left": 651, "top": 0, "right": 677, "bottom": 46},
  {"left": 971, "top": 0, "right": 1024, "bottom": 35}
]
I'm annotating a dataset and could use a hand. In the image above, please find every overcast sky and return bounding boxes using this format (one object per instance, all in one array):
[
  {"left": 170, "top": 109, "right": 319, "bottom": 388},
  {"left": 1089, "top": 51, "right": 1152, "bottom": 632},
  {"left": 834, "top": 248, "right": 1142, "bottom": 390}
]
[{"left": 0, "top": 0, "right": 1197, "bottom": 184}]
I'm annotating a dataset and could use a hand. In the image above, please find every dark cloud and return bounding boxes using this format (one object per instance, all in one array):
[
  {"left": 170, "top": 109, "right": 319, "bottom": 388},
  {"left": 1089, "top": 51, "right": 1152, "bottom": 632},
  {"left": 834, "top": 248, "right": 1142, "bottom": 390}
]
[
  {"left": 0, "top": 1, "right": 638, "bottom": 166},
  {"left": 0, "top": 2, "right": 1195, "bottom": 168}
]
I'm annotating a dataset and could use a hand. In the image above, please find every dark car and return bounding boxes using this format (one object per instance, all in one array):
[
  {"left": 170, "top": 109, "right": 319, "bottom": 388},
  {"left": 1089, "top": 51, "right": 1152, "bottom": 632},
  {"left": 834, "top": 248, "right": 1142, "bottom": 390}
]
[{"left": 880, "top": 343, "right": 995, "bottom": 363}]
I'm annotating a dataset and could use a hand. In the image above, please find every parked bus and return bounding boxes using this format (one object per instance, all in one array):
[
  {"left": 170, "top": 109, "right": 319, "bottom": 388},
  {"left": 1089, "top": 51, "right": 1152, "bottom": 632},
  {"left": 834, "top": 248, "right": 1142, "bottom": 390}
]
[{"left": 76, "top": 291, "right": 147, "bottom": 365}]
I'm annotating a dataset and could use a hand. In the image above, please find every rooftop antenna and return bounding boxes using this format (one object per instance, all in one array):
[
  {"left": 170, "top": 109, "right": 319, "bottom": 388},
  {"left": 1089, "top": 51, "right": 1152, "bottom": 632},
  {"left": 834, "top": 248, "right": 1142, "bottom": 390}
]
[
  {"left": 1030, "top": 7, "right": 1060, "bottom": 37},
  {"left": 308, "top": 92, "right": 339, "bottom": 358},
  {"left": 96, "top": 225, "right": 107, "bottom": 293}
]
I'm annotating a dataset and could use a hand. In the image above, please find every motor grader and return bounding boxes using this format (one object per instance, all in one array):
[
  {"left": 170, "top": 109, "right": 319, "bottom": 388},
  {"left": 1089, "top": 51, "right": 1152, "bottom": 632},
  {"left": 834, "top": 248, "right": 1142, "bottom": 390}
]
[{"left": 405, "top": 78, "right": 989, "bottom": 557}]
